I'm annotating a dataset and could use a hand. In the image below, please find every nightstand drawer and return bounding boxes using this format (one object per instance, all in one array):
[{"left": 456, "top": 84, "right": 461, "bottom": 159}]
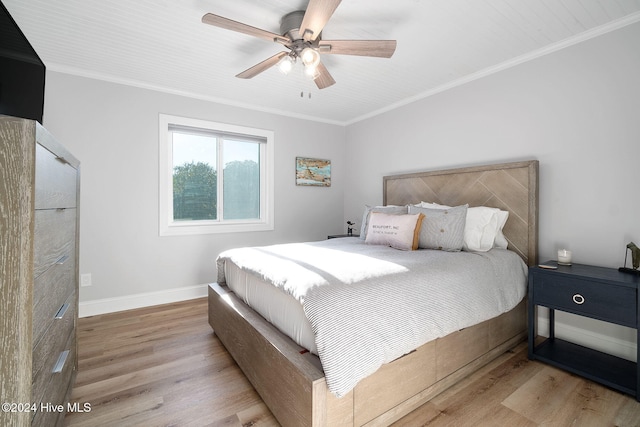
[{"left": 534, "top": 274, "right": 636, "bottom": 327}]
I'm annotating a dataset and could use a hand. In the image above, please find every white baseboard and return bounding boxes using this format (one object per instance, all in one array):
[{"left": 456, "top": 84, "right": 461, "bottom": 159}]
[{"left": 78, "top": 284, "right": 209, "bottom": 317}]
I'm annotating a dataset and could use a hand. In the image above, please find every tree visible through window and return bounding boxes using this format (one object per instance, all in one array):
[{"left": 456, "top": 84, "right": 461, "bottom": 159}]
[
  {"left": 223, "top": 159, "right": 260, "bottom": 219},
  {"left": 159, "top": 114, "right": 273, "bottom": 236},
  {"left": 173, "top": 161, "right": 217, "bottom": 221}
]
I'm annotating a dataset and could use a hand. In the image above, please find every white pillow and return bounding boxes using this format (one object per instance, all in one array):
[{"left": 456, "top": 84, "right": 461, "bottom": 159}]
[
  {"left": 419, "top": 202, "right": 450, "bottom": 209},
  {"left": 365, "top": 212, "right": 424, "bottom": 251},
  {"left": 419, "top": 202, "right": 509, "bottom": 252},
  {"left": 493, "top": 210, "right": 509, "bottom": 249},
  {"left": 463, "top": 207, "right": 508, "bottom": 252}
]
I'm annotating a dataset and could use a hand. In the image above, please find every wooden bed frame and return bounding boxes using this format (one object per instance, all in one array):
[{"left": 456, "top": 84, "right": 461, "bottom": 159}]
[{"left": 208, "top": 160, "right": 539, "bottom": 426}]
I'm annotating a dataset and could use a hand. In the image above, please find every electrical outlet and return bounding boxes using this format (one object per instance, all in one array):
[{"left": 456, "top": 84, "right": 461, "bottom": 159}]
[{"left": 80, "top": 273, "right": 92, "bottom": 287}]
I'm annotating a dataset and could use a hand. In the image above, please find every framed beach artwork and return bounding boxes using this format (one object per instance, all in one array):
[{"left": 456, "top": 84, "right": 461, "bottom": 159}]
[{"left": 296, "top": 157, "right": 331, "bottom": 187}]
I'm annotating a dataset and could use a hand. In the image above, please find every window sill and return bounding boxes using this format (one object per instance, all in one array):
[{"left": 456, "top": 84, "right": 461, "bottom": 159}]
[{"left": 159, "top": 221, "right": 274, "bottom": 236}]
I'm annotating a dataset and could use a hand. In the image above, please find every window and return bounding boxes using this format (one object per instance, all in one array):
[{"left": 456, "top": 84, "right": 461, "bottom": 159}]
[{"left": 159, "top": 114, "right": 274, "bottom": 235}]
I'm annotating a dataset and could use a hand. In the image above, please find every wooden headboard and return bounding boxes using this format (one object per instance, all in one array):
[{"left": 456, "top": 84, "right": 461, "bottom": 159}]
[{"left": 383, "top": 160, "right": 539, "bottom": 266}]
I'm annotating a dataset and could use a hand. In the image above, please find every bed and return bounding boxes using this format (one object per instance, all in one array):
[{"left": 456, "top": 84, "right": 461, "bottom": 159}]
[{"left": 208, "top": 160, "right": 538, "bottom": 426}]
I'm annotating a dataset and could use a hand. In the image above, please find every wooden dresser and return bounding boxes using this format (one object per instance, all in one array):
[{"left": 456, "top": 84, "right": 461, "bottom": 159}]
[{"left": 0, "top": 116, "right": 80, "bottom": 426}]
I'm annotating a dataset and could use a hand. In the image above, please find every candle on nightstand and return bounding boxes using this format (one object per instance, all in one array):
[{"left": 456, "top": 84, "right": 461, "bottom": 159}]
[{"left": 557, "top": 249, "right": 572, "bottom": 265}]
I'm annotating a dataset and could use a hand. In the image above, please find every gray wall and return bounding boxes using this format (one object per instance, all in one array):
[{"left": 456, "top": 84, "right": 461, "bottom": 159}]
[
  {"left": 344, "top": 22, "right": 640, "bottom": 360},
  {"left": 42, "top": 72, "right": 346, "bottom": 305}
]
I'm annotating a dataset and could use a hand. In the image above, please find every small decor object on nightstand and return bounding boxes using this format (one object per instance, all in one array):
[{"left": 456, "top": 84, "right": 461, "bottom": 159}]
[
  {"left": 557, "top": 249, "right": 572, "bottom": 265},
  {"left": 619, "top": 241, "right": 640, "bottom": 276},
  {"left": 347, "top": 220, "right": 355, "bottom": 236}
]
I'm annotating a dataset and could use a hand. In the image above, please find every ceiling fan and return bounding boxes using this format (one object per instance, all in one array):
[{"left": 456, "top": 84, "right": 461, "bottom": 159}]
[{"left": 202, "top": 0, "right": 397, "bottom": 89}]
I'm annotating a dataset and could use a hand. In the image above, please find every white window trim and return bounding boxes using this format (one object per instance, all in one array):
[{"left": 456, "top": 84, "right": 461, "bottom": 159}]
[{"left": 159, "top": 114, "right": 274, "bottom": 236}]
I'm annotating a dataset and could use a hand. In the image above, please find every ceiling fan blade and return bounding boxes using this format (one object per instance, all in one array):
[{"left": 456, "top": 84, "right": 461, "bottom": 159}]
[
  {"left": 318, "top": 40, "right": 397, "bottom": 58},
  {"left": 236, "top": 52, "right": 288, "bottom": 79},
  {"left": 314, "top": 62, "right": 336, "bottom": 89},
  {"left": 300, "top": 0, "right": 342, "bottom": 42},
  {"left": 202, "top": 13, "right": 290, "bottom": 45}
]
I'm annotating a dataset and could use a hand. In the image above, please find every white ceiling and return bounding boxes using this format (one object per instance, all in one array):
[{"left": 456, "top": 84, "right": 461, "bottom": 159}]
[{"left": 4, "top": 0, "right": 640, "bottom": 125}]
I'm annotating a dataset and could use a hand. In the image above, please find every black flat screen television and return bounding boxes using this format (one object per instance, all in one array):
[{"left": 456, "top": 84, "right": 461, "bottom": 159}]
[{"left": 0, "top": 1, "right": 46, "bottom": 123}]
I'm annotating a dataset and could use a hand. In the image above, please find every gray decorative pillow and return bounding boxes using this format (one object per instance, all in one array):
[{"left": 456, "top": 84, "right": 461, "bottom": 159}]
[
  {"left": 359, "top": 205, "right": 409, "bottom": 239},
  {"left": 408, "top": 204, "right": 468, "bottom": 251}
]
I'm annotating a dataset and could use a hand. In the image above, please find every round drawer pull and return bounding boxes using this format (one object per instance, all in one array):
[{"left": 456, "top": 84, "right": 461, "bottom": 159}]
[{"left": 572, "top": 294, "right": 585, "bottom": 305}]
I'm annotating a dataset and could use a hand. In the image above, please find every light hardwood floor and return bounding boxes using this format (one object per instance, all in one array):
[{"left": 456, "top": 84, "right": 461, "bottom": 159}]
[{"left": 65, "top": 298, "right": 640, "bottom": 427}]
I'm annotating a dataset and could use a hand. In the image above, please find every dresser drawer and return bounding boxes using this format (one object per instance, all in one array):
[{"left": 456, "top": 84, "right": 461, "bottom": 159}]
[
  {"left": 33, "top": 208, "right": 76, "bottom": 279},
  {"left": 31, "top": 331, "right": 76, "bottom": 427},
  {"left": 35, "top": 142, "right": 77, "bottom": 210},
  {"left": 534, "top": 274, "right": 636, "bottom": 327},
  {"left": 32, "top": 293, "right": 76, "bottom": 401},
  {"left": 33, "top": 259, "right": 76, "bottom": 347}
]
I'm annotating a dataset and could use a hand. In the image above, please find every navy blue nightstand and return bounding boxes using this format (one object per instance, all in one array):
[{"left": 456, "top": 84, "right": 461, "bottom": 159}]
[{"left": 528, "top": 262, "right": 639, "bottom": 400}]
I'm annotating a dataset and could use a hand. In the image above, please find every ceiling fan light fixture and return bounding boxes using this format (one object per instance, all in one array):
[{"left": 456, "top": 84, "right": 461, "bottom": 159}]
[
  {"left": 300, "top": 47, "right": 321, "bottom": 68},
  {"left": 278, "top": 55, "right": 295, "bottom": 75},
  {"left": 304, "top": 63, "right": 320, "bottom": 79}
]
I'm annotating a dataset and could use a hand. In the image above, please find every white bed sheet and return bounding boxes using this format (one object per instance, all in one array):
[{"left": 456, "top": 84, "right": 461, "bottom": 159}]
[
  {"left": 217, "top": 237, "right": 528, "bottom": 397},
  {"left": 224, "top": 259, "right": 318, "bottom": 354}
]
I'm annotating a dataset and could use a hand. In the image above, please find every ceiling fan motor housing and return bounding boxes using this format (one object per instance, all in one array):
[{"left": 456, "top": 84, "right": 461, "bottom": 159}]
[
  {"left": 280, "top": 11, "right": 320, "bottom": 51},
  {"left": 280, "top": 11, "right": 304, "bottom": 40}
]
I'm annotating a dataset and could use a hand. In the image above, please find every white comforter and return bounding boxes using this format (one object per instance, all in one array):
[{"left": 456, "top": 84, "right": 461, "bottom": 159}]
[{"left": 216, "top": 238, "right": 527, "bottom": 398}]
